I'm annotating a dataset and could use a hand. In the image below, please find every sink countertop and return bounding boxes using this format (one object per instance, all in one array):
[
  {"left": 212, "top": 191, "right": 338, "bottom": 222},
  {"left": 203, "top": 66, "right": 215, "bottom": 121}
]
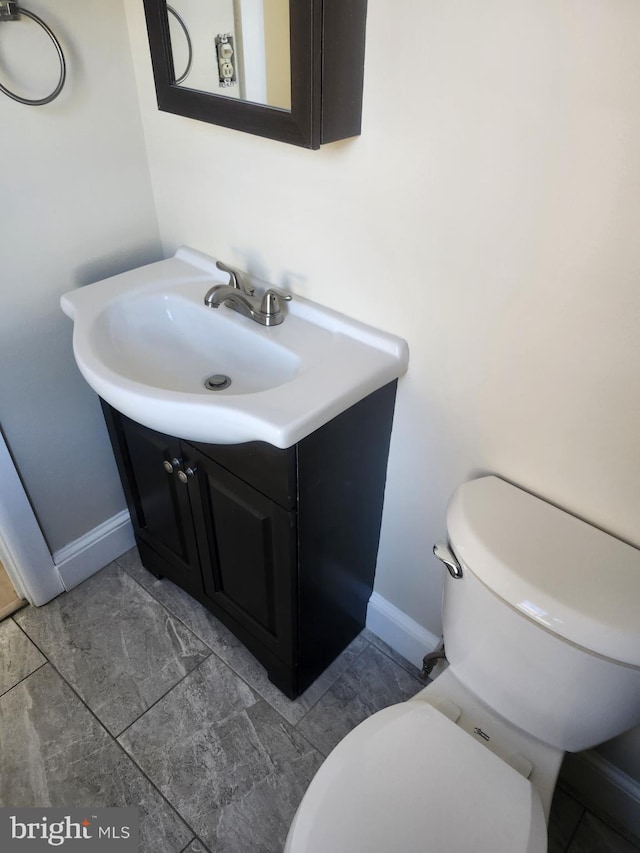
[{"left": 61, "top": 247, "right": 409, "bottom": 448}]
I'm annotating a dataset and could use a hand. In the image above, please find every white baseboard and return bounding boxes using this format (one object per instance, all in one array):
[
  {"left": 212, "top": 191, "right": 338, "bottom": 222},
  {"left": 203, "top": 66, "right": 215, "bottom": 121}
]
[
  {"left": 561, "top": 750, "right": 640, "bottom": 841},
  {"left": 366, "top": 591, "right": 441, "bottom": 670},
  {"left": 53, "top": 510, "right": 135, "bottom": 591}
]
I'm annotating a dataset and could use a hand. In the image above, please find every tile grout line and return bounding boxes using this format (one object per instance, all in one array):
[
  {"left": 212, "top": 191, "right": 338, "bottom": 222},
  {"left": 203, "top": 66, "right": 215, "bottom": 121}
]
[
  {"left": 114, "top": 651, "right": 217, "bottom": 741},
  {"left": 0, "top": 661, "right": 48, "bottom": 701},
  {"left": 0, "top": 621, "right": 49, "bottom": 700},
  {"left": 113, "top": 557, "right": 343, "bottom": 760},
  {"left": 291, "top": 639, "right": 371, "bottom": 732},
  {"left": 562, "top": 797, "right": 640, "bottom": 852},
  {"left": 562, "top": 807, "right": 586, "bottom": 853},
  {"left": 12, "top": 580, "right": 216, "bottom": 742},
  {"left": 12, "top": 563, "right": 629, "bottom": 853},
  {"left": 115, "top": 552, "right": 388, "bottom": 729},
  {"left": 296, "top": 637, "right": 430, "bottom": 759},
  {"left": 108, "top": 559, "right": 273, "bottom": 733},
  {"left": 366, "top": 640, "right": 426, "bottom": 684},
  {"left": 14, "top": 564, "right": 426, "bottom": 763},
  {"left": 27, "top": 557, "right": 417, "bottom": 826},
  {"left": 100, "top": 563, "right": 321, "bottom": 780},
  {"left": 118, "top": 551, "right": 424, "bottom": 741},
  {"left": 13, "top": 561, "right": 270, "bottom": 751},
  {"left": 178, "top": 839, "right": 209, "bottom": 853},
  {"left": 112, "top": 558, "right": 287, "bottom": 715},
  {"left": 12, "top": 597, "right": 216, "bottom": 850},
  {"left": 109, "top": 733, "right": 204, "bottom": 853},
  {"left": 6, "top": 619, "right": 204, "bottom": 852}
]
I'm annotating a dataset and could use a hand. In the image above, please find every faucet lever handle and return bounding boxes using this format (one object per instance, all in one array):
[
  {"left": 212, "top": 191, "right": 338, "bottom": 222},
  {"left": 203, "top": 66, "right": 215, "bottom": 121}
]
[
  {"left": 215, "top": 261, "right": 255, "bottom": 296},
  {"left": 260, "top": 288, "right": 292, "bottom": 317}
]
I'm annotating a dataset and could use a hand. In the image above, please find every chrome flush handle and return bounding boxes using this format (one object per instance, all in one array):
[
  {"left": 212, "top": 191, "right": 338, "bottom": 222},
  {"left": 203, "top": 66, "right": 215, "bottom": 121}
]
[{"left": 433, "top": 543, "right": 463, "bottom": 579}]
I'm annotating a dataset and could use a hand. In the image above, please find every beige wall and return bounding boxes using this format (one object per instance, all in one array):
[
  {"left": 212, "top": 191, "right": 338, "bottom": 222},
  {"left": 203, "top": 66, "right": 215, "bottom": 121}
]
[
  {"left": 124, "top": 0, "right": 640, "bottom": 781},
  {"left": 168, "top": 0, "right": 240, "bottom": 97},
  {"left": 0, "top": 0, "right": 162, "bottom": 553},
  {"left": 264, "top": 0, "right": 291, "bottom": 109}
]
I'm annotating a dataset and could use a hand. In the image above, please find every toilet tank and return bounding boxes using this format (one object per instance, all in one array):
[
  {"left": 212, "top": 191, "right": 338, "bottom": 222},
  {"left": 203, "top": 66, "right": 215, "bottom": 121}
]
[{"left": 442, "top": 476, "right": 640, "bottom": 753}]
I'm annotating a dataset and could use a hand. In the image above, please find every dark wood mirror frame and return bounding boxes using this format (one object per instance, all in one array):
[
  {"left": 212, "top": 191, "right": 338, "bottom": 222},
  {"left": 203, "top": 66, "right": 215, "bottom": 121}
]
[{"left": 142, "top": 0, "right": 367, "bottom": 150}]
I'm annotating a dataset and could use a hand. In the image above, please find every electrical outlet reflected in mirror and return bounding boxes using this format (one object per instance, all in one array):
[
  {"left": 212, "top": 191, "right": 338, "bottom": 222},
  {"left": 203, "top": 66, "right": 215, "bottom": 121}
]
[{"left": 167, "top": 0, "right": 291, "bottom": 110}]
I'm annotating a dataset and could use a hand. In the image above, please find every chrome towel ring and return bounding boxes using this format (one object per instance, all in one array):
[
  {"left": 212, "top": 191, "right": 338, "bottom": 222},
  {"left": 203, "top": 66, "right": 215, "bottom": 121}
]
[
  {"left": 0, "top": 4, "right": 66, "bottom": 105},
  {"left": 166, "top": 5, "right": 192, "bottom": 85}
]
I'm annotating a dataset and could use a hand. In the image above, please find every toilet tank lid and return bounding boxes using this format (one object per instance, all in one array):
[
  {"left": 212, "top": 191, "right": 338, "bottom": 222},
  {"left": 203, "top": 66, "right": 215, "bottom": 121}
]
[{"left": 447, "top": 476, "right": 640, "bottom": 667}]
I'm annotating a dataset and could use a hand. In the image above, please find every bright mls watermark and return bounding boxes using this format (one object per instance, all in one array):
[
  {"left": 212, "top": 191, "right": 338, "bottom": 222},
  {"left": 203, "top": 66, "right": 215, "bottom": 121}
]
[{"left": 0, "top": 809, "right": 138, "bottom": 851}]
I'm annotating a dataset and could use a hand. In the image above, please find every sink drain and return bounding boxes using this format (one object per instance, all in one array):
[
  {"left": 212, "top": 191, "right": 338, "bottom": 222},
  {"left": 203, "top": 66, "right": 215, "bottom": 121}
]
[{"left": 204, "top": 374, "right": 231, "bottom": 391}]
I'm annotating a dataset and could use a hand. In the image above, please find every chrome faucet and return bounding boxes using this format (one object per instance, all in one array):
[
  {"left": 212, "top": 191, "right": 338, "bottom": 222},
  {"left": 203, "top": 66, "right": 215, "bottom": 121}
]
[
  {"left": 214, "top": 261, "right": 255, "bottom": 296},
  {"left": 204, "top": 261, "right": 292, "bottom": 326}
]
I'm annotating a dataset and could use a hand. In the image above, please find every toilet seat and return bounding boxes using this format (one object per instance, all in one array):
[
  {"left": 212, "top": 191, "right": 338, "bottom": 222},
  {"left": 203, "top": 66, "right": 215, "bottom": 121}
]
[{"left": 285, "top": 701, "right": 547, "bottom": 853}]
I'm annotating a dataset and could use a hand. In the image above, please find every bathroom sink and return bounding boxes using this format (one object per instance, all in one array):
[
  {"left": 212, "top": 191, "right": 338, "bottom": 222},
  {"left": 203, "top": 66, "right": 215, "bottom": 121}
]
[
  {"left": 92, "top": 289, "right": 301, "bottom": 396},
  {"left": 61, "top": 247, "right": 409, "bottom": 447}
]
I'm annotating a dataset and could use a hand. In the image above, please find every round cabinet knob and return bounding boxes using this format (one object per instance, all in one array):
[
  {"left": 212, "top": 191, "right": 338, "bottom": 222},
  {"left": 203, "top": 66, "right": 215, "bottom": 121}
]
[
  {"left": 163, "top": 458, "right": 181, "bottom": 474},
  {"left": 177, "top": 466, "right": 197, "bottom": 484}
]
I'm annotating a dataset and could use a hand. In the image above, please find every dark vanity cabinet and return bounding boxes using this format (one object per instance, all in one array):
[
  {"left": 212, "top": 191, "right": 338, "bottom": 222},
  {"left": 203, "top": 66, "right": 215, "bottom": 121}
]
[{"left": 101, "top": 381, "right": 397, "bottom": 698}]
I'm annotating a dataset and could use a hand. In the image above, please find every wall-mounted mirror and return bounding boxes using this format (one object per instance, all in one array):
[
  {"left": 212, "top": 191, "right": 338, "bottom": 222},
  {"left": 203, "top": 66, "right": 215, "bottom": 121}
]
[
  {"left": 142, "top": 0, "right": 368, "bottom": 149},
  {"left": 167, "top": 0, "right": 291, "bottom": 109}
]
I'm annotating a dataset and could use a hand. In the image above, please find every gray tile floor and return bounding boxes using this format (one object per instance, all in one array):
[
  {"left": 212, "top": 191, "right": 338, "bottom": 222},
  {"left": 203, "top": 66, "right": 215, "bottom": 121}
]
[{"left": 0, "top": 548, "right": 637, "bottom": 852}]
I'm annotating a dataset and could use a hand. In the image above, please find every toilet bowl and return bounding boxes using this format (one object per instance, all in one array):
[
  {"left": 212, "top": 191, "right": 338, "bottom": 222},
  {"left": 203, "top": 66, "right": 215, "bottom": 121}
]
[{"left": 285, "top": 476, "right": 640, "bottom": 852}]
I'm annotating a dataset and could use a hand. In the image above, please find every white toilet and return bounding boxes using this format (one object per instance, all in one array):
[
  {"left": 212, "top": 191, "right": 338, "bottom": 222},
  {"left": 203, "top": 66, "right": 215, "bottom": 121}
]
[{"left": 285, "top": 476, "right": 640, "bottom": 852}]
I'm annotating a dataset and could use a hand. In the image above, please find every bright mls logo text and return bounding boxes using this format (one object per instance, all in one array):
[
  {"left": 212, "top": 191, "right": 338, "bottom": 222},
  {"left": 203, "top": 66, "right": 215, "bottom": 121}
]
[{"left": 9, "top": 815, "right": 131, "bottom": 846}]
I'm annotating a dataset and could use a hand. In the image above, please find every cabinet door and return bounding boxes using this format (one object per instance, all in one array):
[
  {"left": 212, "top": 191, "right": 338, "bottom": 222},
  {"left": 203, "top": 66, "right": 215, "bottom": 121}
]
[
  {"left": 186, "top": 448, "right": 296, "bottom": 662},
  {"left": 118, "top": 417, "right": 202, "bottom": 591}
]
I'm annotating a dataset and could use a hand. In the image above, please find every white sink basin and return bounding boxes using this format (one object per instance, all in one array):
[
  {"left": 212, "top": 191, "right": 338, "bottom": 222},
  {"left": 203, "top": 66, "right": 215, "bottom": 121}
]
[
  {"left": 61, "top": 247, "right": 409, "bottom": 447},
  {"left": 93, "top": 289, "right": 301, "bottom": 395}
]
